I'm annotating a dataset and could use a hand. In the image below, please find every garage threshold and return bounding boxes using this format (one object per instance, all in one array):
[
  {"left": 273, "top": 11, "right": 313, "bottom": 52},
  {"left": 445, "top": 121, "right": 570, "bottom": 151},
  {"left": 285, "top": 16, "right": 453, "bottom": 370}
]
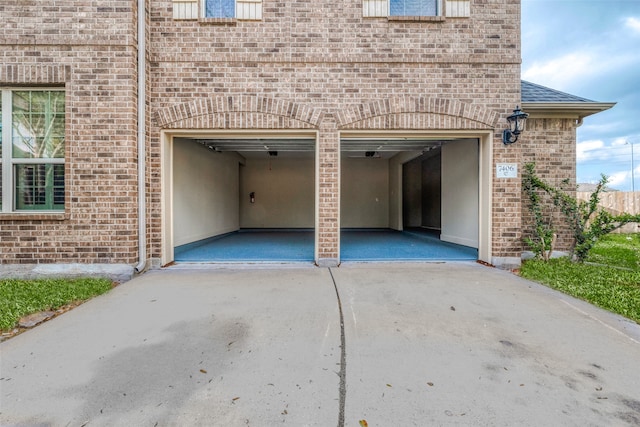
[{"left": 174, "top": 228, "right": 477, "bottom": 263}]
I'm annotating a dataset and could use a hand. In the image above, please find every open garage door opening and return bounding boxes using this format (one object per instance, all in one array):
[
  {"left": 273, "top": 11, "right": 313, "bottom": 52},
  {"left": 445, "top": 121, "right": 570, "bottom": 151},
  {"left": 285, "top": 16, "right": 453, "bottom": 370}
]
[
  {"left": 171, "top": 136, "right": 316, "bottom": 263},
  {"left": 340, "top": 136, "right": 480, "bottom": 261}
]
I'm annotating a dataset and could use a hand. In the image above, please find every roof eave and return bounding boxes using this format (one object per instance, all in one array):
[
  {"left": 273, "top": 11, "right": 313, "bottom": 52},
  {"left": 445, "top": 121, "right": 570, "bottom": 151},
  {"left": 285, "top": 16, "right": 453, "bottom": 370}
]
[{"left": 521, "top": 102, "right": 616, "bottom": 120}]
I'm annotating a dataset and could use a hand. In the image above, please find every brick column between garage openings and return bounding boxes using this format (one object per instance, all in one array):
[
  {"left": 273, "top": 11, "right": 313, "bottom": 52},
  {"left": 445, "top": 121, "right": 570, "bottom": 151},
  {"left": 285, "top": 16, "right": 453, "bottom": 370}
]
[{"left": 316, "top": 114, "right": 340, "bottom": 267}]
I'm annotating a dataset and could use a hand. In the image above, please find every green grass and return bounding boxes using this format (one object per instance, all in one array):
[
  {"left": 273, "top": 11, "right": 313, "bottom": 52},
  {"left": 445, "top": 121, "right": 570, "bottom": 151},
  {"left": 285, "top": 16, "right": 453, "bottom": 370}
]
[
  {"left": 521, "top": 257, "right": 640, "bottom": 324},
  {"left": 0, "top": 278, "right": 113, "bottom": 331},
  {"left": 586, "top": 233, "right": 640, "bottom": 270}
]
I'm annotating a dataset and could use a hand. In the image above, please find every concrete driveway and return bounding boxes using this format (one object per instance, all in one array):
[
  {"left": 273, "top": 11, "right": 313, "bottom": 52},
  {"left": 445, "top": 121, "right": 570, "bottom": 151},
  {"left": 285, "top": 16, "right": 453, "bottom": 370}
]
[{"left": 1, "top": 262, "right": 639, "bottom": 426}]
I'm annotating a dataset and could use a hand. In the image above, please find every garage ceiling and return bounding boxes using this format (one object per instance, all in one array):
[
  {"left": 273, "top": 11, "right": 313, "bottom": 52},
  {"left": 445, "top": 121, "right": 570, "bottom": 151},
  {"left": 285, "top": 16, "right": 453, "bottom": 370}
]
[
  {"left": 195, "top": 138, "right": 316, "bottom": 153},
  {"left": 191, "top": 137, "right": 451, "bottom": 159},
  {"left": 341, "top": 138, "right": 445, "bottom": 152}
]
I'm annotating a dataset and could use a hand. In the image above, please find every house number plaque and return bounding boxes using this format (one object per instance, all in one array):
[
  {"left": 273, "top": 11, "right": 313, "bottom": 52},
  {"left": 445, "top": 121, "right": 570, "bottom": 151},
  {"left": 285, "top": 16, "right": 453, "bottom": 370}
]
[{"left": 496, "top": 163, "right": 518, "bottom": 178}]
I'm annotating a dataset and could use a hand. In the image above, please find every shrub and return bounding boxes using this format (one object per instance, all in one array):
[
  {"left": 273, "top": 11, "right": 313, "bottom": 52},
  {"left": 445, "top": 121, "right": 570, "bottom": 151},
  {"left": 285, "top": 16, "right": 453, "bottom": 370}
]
[{"left": 522, "top": 163, "right": 640, "bottom": 262}]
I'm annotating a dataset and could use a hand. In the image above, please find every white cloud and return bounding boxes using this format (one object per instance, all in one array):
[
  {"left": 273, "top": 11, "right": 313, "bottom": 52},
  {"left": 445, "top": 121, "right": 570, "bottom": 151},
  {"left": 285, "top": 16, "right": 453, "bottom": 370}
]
[
  {"left": 611, "top": 137, "right": 628, "bottom": 147},
  {"left": 523, "top": 32, "right": 640, "bottom": 91},
  {"left": 522, "top": 52, "right": 597, "bottom": 89},
  {"left": 625, "top": 17, "right": 640, "bottom": 34},
  {"left": 580, "top": 121, "right": 624, "bottom": 137},
  {"left": 523, "top": 48, "right": 640, "bottom": 91},
  {"left": 606, "top": 170, "right": 629, "bottom": 188},
  {"left": 576, "top": 139, "right": 605, "bottom": 163},
  {"left": 591, "top": 151, "right": 640, "bottom": 191}
]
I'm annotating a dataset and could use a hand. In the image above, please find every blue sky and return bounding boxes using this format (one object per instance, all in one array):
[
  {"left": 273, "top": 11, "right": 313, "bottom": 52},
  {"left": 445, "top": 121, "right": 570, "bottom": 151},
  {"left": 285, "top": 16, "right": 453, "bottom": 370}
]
[{"left": 521, "top": 0, "right": 640, "bottom": 191}]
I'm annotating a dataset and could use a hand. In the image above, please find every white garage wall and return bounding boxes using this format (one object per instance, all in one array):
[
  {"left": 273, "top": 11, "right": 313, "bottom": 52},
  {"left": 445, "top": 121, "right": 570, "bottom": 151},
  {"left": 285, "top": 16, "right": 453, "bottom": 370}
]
[
  {"left": 441, "top": 139, "right": 479, "bottom": 248},
  {"left": 240, "top": 157, "right": 315, "bottom": 228},
  {"left": 341, "top": 157, "right": 389, "bottom": 228},
  {"left": 173, "top": 141, "right": 242, "bottom": 246}
]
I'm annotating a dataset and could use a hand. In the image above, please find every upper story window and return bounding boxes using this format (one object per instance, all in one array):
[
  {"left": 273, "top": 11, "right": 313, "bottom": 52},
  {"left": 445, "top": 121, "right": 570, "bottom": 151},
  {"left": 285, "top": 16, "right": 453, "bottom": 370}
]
[
  {"left": 1, "top": 89, "right": 65, "bottom": 213},
  {"left": 173, "top": 0, "right": 262, "bottom": 21},
  {"left": 363, "top": 0, "right": 469, "bottom": 18},
  {"left": 390, "top": 0, "right": 438, "bottom": 16},
  {"left": 205, "top": 0, "right": 235, "bottom": 18}
]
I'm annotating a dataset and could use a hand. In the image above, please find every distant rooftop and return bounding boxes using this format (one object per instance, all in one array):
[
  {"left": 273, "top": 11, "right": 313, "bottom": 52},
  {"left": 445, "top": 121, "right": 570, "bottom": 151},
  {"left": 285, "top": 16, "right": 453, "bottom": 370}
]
[
  {"left": 521, "top": 80, "right": 596, "bottom": 103},
  {"left": 577, "top": 183, "right": 618, "bottom": 193}
]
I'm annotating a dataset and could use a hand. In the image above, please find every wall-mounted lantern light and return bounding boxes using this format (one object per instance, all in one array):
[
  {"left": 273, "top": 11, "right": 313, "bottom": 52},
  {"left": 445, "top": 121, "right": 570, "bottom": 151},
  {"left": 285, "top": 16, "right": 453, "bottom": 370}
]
[{"left": 503, "top": 106, "right": 529, "bottom": 145}]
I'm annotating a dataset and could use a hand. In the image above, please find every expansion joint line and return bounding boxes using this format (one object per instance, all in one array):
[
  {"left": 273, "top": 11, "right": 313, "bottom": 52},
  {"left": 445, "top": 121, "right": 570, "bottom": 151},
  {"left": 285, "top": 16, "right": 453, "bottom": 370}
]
[{"left": 328, "top": 267, "right": 346, "bottom": 427}]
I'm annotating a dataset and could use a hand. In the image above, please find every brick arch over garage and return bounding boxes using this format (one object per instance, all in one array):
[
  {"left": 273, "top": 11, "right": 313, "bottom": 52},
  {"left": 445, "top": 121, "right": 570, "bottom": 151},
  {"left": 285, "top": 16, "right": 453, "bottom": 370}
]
[
  {"left": 336, "top": 97, "right": 499, "bottom": 130},
  {"left": 155, "top": 95, "right": 324, "bottom": 130}
]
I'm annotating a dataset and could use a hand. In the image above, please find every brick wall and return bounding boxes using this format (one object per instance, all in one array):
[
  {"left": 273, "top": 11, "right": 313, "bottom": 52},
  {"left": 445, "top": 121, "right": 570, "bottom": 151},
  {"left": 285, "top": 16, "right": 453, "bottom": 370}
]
[
  {"left": 2, "top": 0, "right": 535, "bottom": 266},
  {"left": 521, "top": 118, "right": 578, "bottom": 252},
  {"left": 0, "top": 1, "right": 139, "bottom": 264},
  {"left": 149, "top": 0, "right": 523, "bottom": 264}
]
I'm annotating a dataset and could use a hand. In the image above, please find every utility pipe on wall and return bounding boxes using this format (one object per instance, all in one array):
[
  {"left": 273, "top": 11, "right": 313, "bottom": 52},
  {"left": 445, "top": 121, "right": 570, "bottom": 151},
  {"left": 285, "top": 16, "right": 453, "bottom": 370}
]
[{"left": 135, "top": 0, "right": 147, "bottom": 273}]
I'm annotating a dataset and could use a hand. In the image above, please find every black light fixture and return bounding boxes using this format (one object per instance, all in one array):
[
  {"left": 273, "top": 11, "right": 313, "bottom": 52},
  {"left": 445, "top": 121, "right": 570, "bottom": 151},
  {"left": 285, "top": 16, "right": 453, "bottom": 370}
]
[{"left": 502, "top": 106, "right": 529, "bottom": 145}]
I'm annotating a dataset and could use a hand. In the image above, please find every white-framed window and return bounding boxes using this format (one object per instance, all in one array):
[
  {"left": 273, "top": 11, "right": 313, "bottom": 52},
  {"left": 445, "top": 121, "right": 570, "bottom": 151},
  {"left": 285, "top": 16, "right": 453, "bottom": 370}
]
[
  {"left": 363, "top": 0, "right": 470, "bottom": 18},
  {"left": 390, "top": 0, "right": 439, "bottom": 16},
  {"left": 0, "top": 89, "right": 65, "bottom": 212},
  {"left": 173, "top": 0, "right": 262, "bottom": 20},
  {"left": 204, "top": 0, "right": 235, "bottom": 18}
]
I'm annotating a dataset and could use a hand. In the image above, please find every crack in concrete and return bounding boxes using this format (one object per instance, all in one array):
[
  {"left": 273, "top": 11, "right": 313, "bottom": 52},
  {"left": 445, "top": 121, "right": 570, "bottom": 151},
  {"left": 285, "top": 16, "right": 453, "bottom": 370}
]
[{"left": 328, "top": 267, "right": 346, "bottom": 427}]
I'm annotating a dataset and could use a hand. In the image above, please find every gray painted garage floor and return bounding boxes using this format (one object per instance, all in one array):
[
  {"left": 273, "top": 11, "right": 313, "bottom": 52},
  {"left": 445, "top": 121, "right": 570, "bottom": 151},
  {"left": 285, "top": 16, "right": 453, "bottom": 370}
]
[{"left": 174, "top": 228, "right": 477, "bottom": 262}]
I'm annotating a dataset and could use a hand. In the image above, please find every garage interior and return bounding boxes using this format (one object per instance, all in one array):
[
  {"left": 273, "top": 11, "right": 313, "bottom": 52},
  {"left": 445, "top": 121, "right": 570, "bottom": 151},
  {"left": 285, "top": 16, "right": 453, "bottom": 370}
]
[{"left": 171, "top": 136, "right": 479, "bottom": 263}]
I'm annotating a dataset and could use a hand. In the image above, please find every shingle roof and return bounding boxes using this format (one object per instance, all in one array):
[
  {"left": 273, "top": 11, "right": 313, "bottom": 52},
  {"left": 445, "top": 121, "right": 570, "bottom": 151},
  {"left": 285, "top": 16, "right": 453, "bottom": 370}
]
[{"left": 521, "top": 80, "right": 596, "bottom": 103}]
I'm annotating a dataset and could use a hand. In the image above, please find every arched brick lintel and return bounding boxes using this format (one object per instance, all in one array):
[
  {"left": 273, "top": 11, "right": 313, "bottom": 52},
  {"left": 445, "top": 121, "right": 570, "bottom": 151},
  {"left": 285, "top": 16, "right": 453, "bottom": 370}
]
[
  {"left": 155, "top": 95, "right": 323, "bottom": 129},
  {"left": 336, "top": 97, "right": 499, "bottom": 129}
]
